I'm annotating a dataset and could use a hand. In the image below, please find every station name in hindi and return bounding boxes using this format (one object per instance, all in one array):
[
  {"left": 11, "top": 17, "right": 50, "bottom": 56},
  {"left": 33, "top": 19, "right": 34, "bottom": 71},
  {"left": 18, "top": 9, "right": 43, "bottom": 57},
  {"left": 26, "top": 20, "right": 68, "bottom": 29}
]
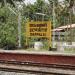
[{"left": 30, "top": 28, "right": 47, "bottom": 32}]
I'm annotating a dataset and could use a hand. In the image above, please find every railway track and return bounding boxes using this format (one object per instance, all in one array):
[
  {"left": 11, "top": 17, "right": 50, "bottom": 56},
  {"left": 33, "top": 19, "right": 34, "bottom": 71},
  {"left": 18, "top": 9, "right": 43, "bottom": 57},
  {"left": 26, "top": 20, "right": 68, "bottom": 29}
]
[{"left": 0, "top": 60, "right": 75, "bottom": 75}]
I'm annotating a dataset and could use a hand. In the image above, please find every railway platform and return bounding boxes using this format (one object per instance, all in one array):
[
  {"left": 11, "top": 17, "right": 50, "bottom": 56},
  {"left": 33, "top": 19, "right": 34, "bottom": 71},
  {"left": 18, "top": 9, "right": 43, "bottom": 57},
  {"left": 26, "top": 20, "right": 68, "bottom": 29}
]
[{"left": 0, "top": 49, "right": 75, "bottom": 74}]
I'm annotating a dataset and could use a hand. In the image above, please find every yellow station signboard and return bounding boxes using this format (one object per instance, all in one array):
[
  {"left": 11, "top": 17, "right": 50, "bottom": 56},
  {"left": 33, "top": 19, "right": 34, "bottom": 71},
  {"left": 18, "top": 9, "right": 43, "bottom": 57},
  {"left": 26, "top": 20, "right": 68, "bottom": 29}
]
[{"left": 26, "top": 21, "right": 51, "bottom": 38}]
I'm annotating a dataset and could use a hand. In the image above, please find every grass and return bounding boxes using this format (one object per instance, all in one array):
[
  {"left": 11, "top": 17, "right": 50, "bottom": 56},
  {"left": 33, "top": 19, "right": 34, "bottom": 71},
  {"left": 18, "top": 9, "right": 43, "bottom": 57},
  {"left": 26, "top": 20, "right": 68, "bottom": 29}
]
[
  {"left": 64, "top": 48, "right": 75, "bottom": 53},
  {"left": 26, "top": 48, "right": 48, "bottom": 51}
]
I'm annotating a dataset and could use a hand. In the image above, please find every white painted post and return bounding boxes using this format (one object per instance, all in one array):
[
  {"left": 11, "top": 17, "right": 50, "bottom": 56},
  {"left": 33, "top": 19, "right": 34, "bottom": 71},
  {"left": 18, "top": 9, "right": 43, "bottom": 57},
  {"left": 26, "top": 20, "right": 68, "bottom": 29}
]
[
  {"left": 18, "top": 12, "right": 21, "bottom": 48},
  {"left": 52, "top": 1, "right": 56, "bottom": 48}
]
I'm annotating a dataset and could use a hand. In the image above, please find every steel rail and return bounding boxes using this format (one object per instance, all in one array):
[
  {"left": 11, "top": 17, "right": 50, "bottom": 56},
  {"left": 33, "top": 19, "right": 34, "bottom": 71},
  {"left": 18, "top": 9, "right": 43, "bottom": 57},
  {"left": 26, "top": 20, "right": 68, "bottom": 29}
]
[{"left": 0, "top": 60, "right": 75, "bottom": 70}]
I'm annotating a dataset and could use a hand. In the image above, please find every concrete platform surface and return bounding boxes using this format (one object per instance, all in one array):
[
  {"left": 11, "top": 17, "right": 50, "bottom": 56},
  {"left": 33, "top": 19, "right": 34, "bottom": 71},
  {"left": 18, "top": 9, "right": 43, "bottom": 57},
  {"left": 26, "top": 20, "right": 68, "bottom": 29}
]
[{"left": 0, "top": 49, "right": 75, "bottom": 56}]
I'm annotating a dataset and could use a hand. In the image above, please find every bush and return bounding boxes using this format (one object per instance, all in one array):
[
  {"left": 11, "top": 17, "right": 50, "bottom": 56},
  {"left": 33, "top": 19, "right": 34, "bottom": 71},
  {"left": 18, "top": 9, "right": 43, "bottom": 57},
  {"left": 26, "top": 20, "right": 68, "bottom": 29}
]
[{"left": 3, "top": 41, "right": 17, "bottom": 50}]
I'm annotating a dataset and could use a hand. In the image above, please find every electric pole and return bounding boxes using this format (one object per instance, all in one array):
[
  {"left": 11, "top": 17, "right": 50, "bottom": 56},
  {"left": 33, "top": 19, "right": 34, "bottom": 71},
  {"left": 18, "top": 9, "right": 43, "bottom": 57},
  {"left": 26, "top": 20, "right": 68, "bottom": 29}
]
[{"left": 52, "top": 1, "right": 56, "bottom": 48}]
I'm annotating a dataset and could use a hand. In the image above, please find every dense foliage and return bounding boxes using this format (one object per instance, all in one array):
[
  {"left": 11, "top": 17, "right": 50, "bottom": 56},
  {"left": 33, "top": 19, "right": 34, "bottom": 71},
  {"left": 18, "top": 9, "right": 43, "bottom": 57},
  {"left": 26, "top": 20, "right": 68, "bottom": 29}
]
[{"left": 0, "top": 7, "right": 18, "bottom": 49}]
